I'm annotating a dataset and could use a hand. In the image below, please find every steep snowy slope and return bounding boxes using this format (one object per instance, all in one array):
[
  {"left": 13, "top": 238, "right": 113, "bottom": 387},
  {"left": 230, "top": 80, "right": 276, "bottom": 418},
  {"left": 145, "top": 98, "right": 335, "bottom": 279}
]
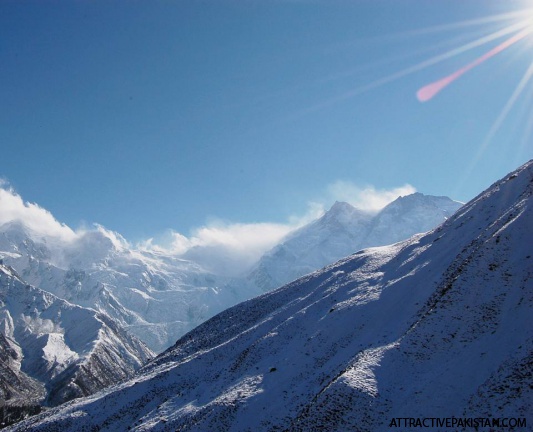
[
  {"left": 0, "top": 263, "right": 152, "bottom": 413},
  {"left": 0, "top": 326, "right": 44, "bottom": 427},
  {"left": 10, "top": 161, "right": 531, "bottom": 431},
  {"left": 248, "top": 193, "right": 462, "bottom": 292}
]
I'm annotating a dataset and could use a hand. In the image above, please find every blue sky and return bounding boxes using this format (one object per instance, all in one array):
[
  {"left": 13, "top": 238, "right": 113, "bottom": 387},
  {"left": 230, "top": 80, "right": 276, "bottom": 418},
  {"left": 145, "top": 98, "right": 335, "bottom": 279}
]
[{"left": 1, "top": 0, "right": 532, "bottom": 244}]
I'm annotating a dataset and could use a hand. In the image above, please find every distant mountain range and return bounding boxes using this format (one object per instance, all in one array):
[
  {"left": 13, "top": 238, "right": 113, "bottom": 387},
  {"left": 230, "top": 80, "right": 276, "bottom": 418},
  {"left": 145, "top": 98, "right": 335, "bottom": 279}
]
[
  {"left": 7, "top": 161, "right": 530, "bottom": 431},
  {"left": 0, "top": 193, "right": 461, "bottom": 354},
  {"left": 0, "top": 185, "right": 464, "bottom": 427},
  {"left": 247, "top": 193, "right": 461, "bottom": 292},
  {"left": 0, "top": 223, "right": 234, "bottom": 354}
]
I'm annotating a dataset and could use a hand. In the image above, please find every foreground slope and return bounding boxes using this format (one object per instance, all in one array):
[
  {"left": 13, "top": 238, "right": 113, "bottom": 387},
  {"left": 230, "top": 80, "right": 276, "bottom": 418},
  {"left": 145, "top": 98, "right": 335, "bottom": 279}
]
[
  {"left": 0, "top": 263, "right": 152, "bottom": 418},
  {"left": 7, "top": 161, "right": 532, "bottom": 431}
]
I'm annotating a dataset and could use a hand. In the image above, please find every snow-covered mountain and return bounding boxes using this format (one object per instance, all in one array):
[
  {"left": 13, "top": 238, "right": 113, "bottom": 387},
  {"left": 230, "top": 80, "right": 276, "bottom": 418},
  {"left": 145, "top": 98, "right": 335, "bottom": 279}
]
[
  {"left": 0, "top": 192, "right": 460, "bottom": 354},
  {"left": 247, "top": 193, "right": 462, "bottom": 292},
  {"left": 0, "top": 263, "right": 152, "bottom": 426},
  {"left": 0, "top": 224, "right": 249, "bottom": 353},
  {"left": 10, "top": 161, "right": 531, "bottom": 431}
]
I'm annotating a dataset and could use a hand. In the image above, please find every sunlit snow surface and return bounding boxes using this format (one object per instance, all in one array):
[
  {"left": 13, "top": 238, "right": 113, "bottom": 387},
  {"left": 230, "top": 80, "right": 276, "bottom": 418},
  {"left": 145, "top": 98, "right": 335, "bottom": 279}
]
[{"left": 9, "top": 161, "right": 532, "bottom": 431}]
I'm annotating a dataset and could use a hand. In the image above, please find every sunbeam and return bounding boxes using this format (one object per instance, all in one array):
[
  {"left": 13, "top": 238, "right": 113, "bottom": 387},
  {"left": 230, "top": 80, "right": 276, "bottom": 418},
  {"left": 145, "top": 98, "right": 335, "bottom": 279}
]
[
  {"left": 477, "top": 60, "right": 533, "bottom": 156},
  {"left": 453, "top": 60, "right": 533, "bottom": 198},
  {"left": 416, "top": 6, "right": 533, "bottom": 196},
  {"left": 292, "top": 18, "right": 532, "bottom": 118},
  {"left": 417, "top": 26, "right": 533, "bottom": 102}
]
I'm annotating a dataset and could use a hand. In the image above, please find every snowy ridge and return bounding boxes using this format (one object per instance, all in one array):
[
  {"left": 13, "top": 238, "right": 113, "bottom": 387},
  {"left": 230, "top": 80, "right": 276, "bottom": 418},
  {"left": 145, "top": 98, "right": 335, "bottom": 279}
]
[
  {"left": 0, "top": 263, "right": 153, "bottom": 412},
  {"left": 247, "top": 193, "right": 462, "bottom": 292},
  {"left": 9, "top": 161, "right": 531, "bottom": 431}
]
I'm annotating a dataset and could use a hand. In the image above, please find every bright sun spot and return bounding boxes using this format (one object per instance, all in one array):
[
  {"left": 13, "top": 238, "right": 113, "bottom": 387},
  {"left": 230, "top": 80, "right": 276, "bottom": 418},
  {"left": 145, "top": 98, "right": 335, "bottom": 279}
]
[
  {"left": 523, "top": 7, "right": 533, "bottom": 29},
  {"left": 417, "top": 7, "right": 533, "bottom": 102},
  {"left": 413, "top": 4, "right": 533, "bottom": 184}
]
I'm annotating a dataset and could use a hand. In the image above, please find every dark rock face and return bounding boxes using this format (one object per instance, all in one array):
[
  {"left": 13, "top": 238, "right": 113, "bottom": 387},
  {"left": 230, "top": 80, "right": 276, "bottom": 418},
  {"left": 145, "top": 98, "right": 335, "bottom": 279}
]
[{"left": 0, "top": 263, "right": 153, "bottom": 421}]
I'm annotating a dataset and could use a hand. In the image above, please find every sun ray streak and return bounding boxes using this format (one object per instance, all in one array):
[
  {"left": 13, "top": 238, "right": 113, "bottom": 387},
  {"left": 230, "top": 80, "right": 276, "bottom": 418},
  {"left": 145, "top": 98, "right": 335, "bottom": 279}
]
[
  {"left": 285, "top": 21, "right": 531, "bottom": 121},
  {"left": 479, "top": 59, "right": 533, "bottom": 153},
  {"left": 519, "top": 104, "right": 533, "bottom": 158},
  {"left": 417, "top": 27, "right": 533, "bottom": 101},
  {"left": 518, "top": 81, "right": 533, "bottom": 156},
  {"left": 291, "top": 21, "right": 532, "bottom": 118},
  {"left": 361, "top": 9, "right": 533, "bottom": 43},
  {"left": 456, "top": 60, "right": 533, "bottom": 194}
]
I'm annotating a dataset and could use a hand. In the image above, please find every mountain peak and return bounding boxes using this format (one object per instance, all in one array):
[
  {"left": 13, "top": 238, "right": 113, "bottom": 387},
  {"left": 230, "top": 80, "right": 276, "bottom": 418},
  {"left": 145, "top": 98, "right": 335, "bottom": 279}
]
[
  {"left": 323, "top": 201, "right": 370, "bottom": 224},
  {"left": 0, "top": 264, "right": 153, "bottom": 421},
  {"left": 329, "top": 200, "right": 354, "bottom": 212},
  {"left": 248, "top": 192, "right": 462, "bottom": 293},
  {"left": 377, "top": 192, "right": 463, "bottom": 220}
]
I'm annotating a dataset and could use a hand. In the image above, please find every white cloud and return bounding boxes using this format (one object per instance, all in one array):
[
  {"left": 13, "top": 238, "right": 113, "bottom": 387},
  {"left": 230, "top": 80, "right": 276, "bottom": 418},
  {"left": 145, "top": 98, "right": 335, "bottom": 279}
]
[
  {"left": 0, "top": 185, "right": 77, "bottom": 242},
  {"left": 288, "top": 201, "right": 326, "bottom": 226},
  {"left": 191, "top": 221, "right": 291, "bottom": 254},
  {"left": 140, "top": 182, "right": 417, "bottom": 276},
  {"left": 0, "top": 179, "right": 417, "bottom": 277},
  {"left": 326, "top": 181, "right": 417, "bottom": 212},
  {"left": 144, "top": 221, "right": 295, "bottom": 276},
  {"left": 140, "top": 200, "right": 330, "bottom": 277}
]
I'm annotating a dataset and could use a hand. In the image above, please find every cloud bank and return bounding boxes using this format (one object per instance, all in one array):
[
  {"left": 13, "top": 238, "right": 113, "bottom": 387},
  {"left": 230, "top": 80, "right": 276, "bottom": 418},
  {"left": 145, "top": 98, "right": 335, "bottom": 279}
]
[
  {"left": 0, "top": 180, "right": 416, "bottom": 276},
  {"left": 0, "top": 183, "right": 77, "bottom": 242},
  {"left": 142, "top": 181, "right": 417, "bottom": 276},
  {"left": 0, "top": 185, "right": 129, "bottom": 267},
  {"left": 326, "top": 181, "right": 417, "bottom": 212}
]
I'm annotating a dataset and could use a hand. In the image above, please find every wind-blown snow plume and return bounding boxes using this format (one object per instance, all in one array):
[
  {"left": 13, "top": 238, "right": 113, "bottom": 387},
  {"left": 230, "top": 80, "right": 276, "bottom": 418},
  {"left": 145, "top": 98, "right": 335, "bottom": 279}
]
[
  {"left": 1, "top": 179, "right": 419, "bottom": 278},
  {"left": 140, "top": 184, "right": 415, "bottom": 276},
  {"left": 326, "top": 181, "right": 416, "bottom": 212},
  {"left": 0, "top": 185, "right": 77, "bottom": 242}
]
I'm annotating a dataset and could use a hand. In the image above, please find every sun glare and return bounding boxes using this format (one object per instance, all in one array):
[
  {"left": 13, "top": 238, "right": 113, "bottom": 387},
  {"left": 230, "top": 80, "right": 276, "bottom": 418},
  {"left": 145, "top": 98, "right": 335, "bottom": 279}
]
[
  {"left": 414, "top": 4, "right": 533, "bottom": 190},
  {"left": 417, "top": 7, "right": 533, "bottom": 102},
  {"left": 526, "top": 8, "right": 533, "bottom": 32}
]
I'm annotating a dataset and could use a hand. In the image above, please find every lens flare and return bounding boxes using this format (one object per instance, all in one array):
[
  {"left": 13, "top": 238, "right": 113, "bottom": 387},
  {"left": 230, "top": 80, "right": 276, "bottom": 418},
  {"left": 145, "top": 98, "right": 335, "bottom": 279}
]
[
  {"left": 415, "top": 5, "right": 533, "bottom": 195},
  {"left": 417, "top": 27, "right": 532, "bottom": 102},
  {"left": 417, "top": 10, "right": 533, "bottom": 102}
]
